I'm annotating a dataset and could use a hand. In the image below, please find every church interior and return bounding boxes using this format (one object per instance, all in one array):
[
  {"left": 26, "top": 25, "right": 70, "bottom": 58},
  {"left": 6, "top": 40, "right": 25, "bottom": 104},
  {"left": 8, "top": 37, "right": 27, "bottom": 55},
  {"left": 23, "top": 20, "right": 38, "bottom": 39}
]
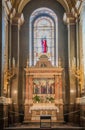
[{"left": 0, "top": 0, "right": 85, "bottom": 129}]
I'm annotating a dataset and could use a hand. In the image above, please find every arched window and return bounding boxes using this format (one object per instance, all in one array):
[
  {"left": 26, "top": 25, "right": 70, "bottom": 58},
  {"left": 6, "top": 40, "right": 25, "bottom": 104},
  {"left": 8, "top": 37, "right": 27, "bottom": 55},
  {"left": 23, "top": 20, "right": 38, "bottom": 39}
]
[{"left": 29, "top": 8, "right": 58, "bottom": 66}]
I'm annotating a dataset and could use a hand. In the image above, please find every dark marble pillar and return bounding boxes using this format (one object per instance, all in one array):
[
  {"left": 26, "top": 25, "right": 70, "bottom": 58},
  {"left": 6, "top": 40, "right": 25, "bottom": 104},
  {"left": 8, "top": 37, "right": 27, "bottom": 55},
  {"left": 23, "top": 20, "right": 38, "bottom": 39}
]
[
  {"left": 64, "top": 13, "right": 77, "bottom": 104},
  {"left": 0, "top": 1, "right": 2, "bottom": 96},
  {"left": 11, "top": 13, "right": 24, "bottom": 104}
]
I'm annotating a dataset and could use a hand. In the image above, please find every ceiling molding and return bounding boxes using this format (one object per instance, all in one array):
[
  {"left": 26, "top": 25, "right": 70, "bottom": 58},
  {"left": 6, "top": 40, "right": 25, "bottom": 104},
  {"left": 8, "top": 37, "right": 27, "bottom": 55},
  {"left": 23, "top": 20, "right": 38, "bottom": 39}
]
[
  {"left": 18, "top": 0, "right": 70, "bottom": 13},
  {"left": 18, "top": 0, "right": 31, "bottom": 13},
  {"left": 9, "top": 0, "right": 82, "bottom": 16},
  {"left": 4, "top": 0, "right": 12, "bottom": 15},
  {"left": 57, "top": 0, "right": 70, "bottom": 12}
]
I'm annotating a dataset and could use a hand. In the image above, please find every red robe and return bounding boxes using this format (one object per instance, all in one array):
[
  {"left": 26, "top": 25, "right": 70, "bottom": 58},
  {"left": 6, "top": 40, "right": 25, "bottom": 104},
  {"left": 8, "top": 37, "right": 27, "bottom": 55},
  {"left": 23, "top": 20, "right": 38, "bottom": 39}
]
[{"left": 42, "top": 38, "right": 47, "bottom": 53}]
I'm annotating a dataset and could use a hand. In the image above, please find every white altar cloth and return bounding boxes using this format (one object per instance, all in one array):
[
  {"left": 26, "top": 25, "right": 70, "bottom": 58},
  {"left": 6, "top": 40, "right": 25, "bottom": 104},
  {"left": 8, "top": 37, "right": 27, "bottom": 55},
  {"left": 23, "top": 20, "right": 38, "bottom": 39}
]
[{"left": 29, "top": 103, "right": 59, "bottom": 112}]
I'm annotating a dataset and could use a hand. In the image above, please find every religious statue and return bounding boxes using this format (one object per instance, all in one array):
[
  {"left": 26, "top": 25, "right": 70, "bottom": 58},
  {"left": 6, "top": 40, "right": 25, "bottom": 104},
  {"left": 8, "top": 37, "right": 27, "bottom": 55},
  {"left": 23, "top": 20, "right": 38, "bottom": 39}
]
[{"left": 41, "top": 37, "right": 48, "bottom": 53}]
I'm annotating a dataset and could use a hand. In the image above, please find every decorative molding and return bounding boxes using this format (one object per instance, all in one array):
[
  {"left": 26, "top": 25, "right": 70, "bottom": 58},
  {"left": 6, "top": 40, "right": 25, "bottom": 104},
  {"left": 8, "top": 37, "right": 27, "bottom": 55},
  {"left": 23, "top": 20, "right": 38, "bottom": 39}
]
[
  {"left": 57, "top": 0, "right": 70, "bottom": 12},
  {"left": 71, "top": 7, "right": 78, "bottom": 18},
  {"left": 75, "top": 0, "right": 82, "bottom": 10},
  {"left": 18, "top": 0, "right": 31, "bottom": 13},
  {"left": 18, "top": 0, "right": 70, "bottom": 13},
  {"left": 10, "top": 8, "right": 16, "bottom": 19},
  {"left": 11, "top": 13, "right": 24, "bottom": 26},
  {"left": 63, "top": 13, "right": 76, "bottom": 25},
  {"left": 24, "top": 55, "right": 63, "bottom": 76},
  {"left": 74, "top": 0, "right": 83, "bottom": 16},
  {"left": 4, "top": 0, "right": 12, "bottom": 15},
  {"left": 63, "top": 1, "right": 83, "bottom": 23}
]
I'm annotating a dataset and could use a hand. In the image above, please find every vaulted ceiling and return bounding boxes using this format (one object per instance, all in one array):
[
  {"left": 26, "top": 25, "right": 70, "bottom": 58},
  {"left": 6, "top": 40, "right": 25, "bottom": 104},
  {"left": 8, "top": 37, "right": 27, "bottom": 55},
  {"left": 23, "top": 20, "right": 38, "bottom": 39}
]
[{"left": 10, "top": 0, "right": 77, "bottom": 13}]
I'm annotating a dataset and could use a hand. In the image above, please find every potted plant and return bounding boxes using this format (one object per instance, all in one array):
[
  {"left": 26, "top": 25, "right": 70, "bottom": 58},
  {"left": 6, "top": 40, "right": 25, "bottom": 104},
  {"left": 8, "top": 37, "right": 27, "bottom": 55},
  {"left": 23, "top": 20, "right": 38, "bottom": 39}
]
[
  {"left": 33, "top": 95, "right": 41, "bottom": 103},
  {"left": 46, "top": 96, "right": 54, "bottom": 103}
]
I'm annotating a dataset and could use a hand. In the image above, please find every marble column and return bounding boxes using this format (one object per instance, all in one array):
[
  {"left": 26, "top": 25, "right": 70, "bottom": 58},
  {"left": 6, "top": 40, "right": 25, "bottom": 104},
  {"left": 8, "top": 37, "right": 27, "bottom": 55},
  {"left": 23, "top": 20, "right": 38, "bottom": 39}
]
[
  {"left": 2, "top": 4, "right": 10, "bottom": 97},
  {"left": 63, "top": 13, "right": 77, "bottom": 104},
  {"left": 11, "top": 13, "right": 24, "bottom": 104},
  {"left": 75, "top": 17, "right": 83, "bottom": 98}
]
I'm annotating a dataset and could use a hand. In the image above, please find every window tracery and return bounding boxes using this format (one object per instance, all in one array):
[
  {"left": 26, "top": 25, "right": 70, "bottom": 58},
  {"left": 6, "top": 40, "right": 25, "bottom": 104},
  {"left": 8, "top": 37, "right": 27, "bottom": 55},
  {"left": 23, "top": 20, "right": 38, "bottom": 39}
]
[{"left": 29, "top": 8, "right": 58, "bottom": 66}]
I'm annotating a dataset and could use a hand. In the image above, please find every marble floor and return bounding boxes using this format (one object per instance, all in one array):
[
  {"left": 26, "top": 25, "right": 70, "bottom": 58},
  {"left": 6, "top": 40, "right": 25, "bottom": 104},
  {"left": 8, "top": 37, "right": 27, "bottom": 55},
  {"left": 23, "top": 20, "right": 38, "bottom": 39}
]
[{"left": 4, "top": 123, "right": 85, "bottom": 130}]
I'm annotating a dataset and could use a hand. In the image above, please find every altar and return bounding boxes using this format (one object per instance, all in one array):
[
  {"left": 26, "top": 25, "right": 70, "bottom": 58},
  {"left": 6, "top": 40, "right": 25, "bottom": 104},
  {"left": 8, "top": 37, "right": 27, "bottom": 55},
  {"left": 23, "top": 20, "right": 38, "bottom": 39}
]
[
  {"left": 29, "top": 103, "right": 59, "bottom": 121},
  {"left": 24, "top": 55, "right": 64, "bottom": 122}
]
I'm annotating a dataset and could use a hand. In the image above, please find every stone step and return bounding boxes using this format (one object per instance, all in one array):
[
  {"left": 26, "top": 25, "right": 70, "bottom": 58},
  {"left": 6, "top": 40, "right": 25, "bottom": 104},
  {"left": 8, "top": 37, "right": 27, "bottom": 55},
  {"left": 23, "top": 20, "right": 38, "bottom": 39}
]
[
  {"left": 4, "top": 123, "right": 85, "bottom": 130},
  {"left": 4, "top": 127, "right": 85, "bottom": 130}
]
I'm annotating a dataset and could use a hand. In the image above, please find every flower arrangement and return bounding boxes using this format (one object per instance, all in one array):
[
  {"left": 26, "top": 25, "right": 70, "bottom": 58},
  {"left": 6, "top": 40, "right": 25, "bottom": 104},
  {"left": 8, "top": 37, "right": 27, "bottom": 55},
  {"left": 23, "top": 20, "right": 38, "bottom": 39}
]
[
  {"left": 33, "top": 95, "right": 41, "bottom": 103},
  {"left": 46, "top": 96, "right": 54, "bottom": 103}
]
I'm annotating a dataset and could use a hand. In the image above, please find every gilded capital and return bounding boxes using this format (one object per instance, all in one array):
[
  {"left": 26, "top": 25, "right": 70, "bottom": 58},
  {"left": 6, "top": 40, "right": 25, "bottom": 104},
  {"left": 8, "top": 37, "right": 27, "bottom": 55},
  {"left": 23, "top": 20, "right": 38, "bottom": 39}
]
[
  {"left": 11, "top": 13, "right": 24, "bottom": 26},
  {"left": 63, "top": 13, "right": 76, "bottom": 25}
]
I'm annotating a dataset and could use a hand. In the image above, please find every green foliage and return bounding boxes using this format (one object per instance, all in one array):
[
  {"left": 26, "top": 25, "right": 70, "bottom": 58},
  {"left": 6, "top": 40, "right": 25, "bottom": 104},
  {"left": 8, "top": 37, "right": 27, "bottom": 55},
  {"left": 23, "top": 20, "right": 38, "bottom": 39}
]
[
  {"left": 46, "top": 96, "right": 54, "bottom": 103},
  {"left": 33, "top": 95, "right": 40, "bottom": 103}
]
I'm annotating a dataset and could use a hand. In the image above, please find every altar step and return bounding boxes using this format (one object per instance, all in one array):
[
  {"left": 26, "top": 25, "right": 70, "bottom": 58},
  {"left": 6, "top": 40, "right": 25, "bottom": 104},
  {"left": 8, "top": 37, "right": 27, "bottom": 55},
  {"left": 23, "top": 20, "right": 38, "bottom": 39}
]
[
  {"left": 4, "top": 126, "right": 85, "bottom": 130},
  {"left": 4, "top": 123, "right": 85, "bottom": 130}
]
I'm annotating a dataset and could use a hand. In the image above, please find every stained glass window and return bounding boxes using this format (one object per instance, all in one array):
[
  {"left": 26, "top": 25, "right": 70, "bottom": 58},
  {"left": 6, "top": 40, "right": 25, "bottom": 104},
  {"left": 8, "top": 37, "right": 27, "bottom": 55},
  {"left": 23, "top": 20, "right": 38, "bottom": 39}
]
[
  {"left": 29, "top": 8, "right": 58, "bottom": 66},
  {"left": 34, "top": 16, "right": 54, "bottom": 65}
]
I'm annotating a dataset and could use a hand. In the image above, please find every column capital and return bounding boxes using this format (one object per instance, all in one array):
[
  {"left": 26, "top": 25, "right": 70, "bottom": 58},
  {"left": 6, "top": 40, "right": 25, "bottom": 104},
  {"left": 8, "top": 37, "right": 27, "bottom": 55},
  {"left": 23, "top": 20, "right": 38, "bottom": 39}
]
[
  {"left": 63, "top": 0, "right": 83, "bottom": 25},
  {"left": 11, "top": 13, "right": 24, "bottom": 27},
  {"left": 63, "top": 13, "right": 76, "bottom": 25}
]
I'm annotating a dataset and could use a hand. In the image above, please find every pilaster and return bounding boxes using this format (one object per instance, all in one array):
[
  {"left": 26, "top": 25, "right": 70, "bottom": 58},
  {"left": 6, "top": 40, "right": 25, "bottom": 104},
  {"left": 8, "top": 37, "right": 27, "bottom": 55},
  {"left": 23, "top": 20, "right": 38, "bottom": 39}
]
[
  {"left": 63, "top": 13, "right": 77, "bottom": 104},
  {"left": 10, "top": 13, "right": 24, "bottom": 104},
  {"left": 55, "top": 75, "right": 59, "bottom": 103}
]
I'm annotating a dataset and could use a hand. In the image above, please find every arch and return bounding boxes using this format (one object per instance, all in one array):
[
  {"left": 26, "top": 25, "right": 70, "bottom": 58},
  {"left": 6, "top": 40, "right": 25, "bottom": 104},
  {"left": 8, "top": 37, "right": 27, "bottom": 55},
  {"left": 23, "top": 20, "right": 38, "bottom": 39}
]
[
  {"left": 29, "top": 7, "right": 58, "bottom": 66},
  {"left": 18, "top": 0, "right": 70, "bottom": 13}
]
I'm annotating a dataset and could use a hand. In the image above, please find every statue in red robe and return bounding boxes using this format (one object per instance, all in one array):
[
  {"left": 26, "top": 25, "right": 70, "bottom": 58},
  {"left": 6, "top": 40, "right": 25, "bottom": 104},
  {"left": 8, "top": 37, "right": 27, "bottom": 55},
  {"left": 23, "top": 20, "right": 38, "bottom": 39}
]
[{"left": 41, "top": 37, "right": 47, "bottom": 53}]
